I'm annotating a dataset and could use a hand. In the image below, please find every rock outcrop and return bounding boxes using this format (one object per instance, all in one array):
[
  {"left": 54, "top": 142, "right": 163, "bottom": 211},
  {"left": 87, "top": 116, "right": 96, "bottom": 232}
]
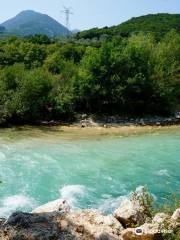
[
  {"left": 113, "top": 187, "right": 151, "bottom": 227},
  {"left": 0, "top": 212, "right": 60, "bottom": 240},
  {"left": 0, "top": 210, "right": 123, "bottom": 240},
  {"left": 0, "top": 190, "right": 179, "bottom": 240},
  {"left": 59, "top": 210, "right": 124, "bottom": 239}
]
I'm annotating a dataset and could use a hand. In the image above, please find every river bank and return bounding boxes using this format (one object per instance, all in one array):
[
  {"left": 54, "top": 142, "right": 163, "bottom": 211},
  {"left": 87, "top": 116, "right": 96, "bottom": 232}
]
[
  {"left": 1, "top": 114, "right": 180, "bottom": 129},
  {"left": 1, "top": 114, "right": 180, "bottom": 141},
  {"left": 0, "top": 123, "right": 180, "bottom": 142},
  {"left": 39, "top": 114, "right": 180, "bottom": 127}
]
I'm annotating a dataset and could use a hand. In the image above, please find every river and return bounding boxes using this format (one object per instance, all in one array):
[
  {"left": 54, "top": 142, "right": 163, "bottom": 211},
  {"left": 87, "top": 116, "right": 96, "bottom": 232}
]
[{"left": 0, "top": 126, "right": 180, "bottom": 217}]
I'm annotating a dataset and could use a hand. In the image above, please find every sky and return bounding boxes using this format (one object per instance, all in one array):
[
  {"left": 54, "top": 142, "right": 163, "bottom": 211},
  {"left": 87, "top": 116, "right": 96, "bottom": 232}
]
[{"left": 0, "top": 0, "right": 180, "bottom": 30}]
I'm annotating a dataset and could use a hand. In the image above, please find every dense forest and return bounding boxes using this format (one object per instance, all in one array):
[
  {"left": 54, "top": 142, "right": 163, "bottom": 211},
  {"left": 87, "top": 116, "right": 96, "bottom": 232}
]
[
  {"left": 76, "top": 13, "right": 180, "bottom": 39},
  {"left": 0, "top": 23, "right": 180, "bottom": 124}
]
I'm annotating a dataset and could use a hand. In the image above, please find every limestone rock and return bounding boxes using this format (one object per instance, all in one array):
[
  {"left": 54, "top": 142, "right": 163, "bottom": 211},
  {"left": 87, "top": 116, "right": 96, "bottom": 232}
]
[
  {"left": 60, "top": 210, "right": 124, "bottom": 239},
  {"left": 114, "top": 187, "right": 149, "bottom": 227},
  {"left": 114, "top": 198, "right": 138, "bottom": 226},
  {"left": 32, "top": 199, "right": 70, "bottom": 214}
]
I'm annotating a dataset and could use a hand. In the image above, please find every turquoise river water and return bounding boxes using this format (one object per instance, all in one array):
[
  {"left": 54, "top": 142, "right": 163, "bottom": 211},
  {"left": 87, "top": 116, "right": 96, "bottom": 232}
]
[{"left": 0, "top": 126, "right": 180, "bottom": 218}]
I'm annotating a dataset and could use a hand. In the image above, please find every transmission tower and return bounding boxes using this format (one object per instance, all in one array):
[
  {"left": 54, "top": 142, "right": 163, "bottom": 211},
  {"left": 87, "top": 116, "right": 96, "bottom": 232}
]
[{"left": 61, "top": 6, "right": 73, "bottom": 32}]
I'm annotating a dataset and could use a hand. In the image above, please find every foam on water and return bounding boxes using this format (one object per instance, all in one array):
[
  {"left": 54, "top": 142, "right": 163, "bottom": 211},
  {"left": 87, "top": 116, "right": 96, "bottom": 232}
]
[
  {"left": 156, "top": 169, "right": 170, "bottom": 177},
  {"left": 98, "top": 186, "right": 147, "bottom": 213},
  {"left": 0, "top": 195, "right": 36, "bottom": 218},
  {"left": 59, "top": 185, "right": 86, "bottom": 207},
  {"left": 98, "top": 195, "right": 128, "bottom": 213}
]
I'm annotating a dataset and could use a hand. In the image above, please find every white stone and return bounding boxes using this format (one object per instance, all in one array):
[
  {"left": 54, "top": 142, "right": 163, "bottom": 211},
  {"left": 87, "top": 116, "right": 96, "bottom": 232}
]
[
  {"left": 114, "top": 197, "right": 145, "bottom": 226},
  {"left": 32, "top": 199, "right": 70, "bottom": 214}
]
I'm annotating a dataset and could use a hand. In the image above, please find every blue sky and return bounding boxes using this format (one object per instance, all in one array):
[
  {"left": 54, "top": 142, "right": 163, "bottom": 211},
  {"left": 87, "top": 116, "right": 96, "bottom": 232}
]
[{"left": 0, "top": 0, "right": 180, "bottom": 30}]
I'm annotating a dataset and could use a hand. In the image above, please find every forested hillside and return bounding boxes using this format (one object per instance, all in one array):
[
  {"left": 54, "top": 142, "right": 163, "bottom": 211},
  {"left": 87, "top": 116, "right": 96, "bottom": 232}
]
[
  {"left": 0, "top": 25, "right": 179, "bottom": 124},
  {"left": 76, "top": 13, "right": 180, "bottom": 39}
]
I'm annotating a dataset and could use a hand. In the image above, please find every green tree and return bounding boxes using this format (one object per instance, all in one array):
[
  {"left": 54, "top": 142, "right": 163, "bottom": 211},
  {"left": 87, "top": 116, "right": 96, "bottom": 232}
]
[
  {"left": 0, "top": 65, "right": 53, "bottom": 123},
  {"left": 18, "top": 42, "right": 46, "bottom": 68},
  {"left": 44, "top": 52, "right": 66, "bottom": 74}
]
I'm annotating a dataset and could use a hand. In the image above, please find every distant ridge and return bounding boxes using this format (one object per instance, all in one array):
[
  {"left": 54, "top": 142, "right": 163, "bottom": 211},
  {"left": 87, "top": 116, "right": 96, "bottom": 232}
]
[
  {"left": 0, "top": 10, "right": 70, "bottom": 37},
  {"left": 114, "top": 13, "right": 180, "bottom": 35},
  {"left": 76, "top": 13, "right": 180, "bottom": 39}
]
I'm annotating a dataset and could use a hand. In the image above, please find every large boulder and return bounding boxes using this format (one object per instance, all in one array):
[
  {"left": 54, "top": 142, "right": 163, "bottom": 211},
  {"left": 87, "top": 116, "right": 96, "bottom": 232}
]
[
  {"left": 114, "top": 198, "right": 140, "bottom": 226},
  {"left": 0, "top": 211, "right": 60, "bottom": 240},
  {"left": 114, "top": 187, "right": 151, "bottom": 227},
  {"left": 32, "top": 199, "right": 70, "bottom": 214}
]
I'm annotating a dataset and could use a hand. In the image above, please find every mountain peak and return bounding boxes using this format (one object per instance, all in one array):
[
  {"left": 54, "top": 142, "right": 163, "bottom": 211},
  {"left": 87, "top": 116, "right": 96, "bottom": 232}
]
[
  {"left": 0, "top": 10, "right": 70, "bottom": 37},
  {"left": 17, "top": 10, "right": 39, "bottom": 16}
]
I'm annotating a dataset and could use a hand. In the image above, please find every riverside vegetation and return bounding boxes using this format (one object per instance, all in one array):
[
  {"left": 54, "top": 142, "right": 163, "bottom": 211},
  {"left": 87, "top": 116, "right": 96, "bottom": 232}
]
[{"left": 0, "top": 27, "right": 180, "bottom": 125}]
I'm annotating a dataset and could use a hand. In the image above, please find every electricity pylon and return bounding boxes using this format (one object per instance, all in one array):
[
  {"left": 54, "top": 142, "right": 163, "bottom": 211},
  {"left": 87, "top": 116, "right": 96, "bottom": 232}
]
[{"left": 61, "top": 6, "right": 73, "bottom": 33}]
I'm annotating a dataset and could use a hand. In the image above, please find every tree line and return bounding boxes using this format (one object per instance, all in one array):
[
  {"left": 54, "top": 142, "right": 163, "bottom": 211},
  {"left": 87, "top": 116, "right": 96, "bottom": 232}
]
[{"left": 0, "top": 31, "right": 179, "bottom": 124}]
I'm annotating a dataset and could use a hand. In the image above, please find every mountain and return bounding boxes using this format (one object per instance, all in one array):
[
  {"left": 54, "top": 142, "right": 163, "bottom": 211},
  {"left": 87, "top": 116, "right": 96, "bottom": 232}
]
[
  {"left": 76, "top": 13, "right": 180, "bottom": 39},
  {"left": 0, "top": 10, "right": 69, "bottom": 37},
  {"left": 0, "top": 26, "right": 6, "bottom": 33}
]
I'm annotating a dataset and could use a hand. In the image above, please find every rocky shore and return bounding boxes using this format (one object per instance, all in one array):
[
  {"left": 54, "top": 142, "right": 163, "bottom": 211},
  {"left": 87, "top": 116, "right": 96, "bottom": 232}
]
[
  {"left": 41, "top": 114, "right": 180, "bottom": 128},
  {"left": 0, "top": 188, "right": 179, "bottom": 240}
]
